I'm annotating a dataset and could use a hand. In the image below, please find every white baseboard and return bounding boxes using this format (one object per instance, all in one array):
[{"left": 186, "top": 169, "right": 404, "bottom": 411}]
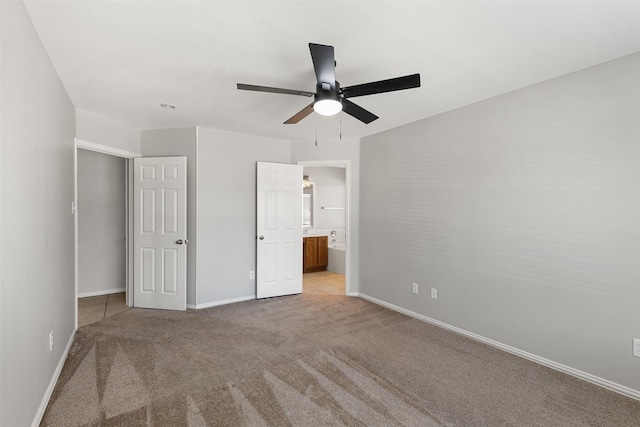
[
  {"left": 78, "top": 287, "right": 126, "bottom": 298},
  {"left": 32, "top": 329, "right": 76, "bottom": 427},
  {"left": 188, "top": 295, "right": 255, "bottom": 310},
  {"left": 358, "top": 293, "right": 640, "bottom": 402}
]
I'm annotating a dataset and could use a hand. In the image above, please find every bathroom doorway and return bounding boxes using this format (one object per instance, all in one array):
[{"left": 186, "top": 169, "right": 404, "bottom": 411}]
[{"left": 298, "top": 161, "right": 349, "bottom": 295}]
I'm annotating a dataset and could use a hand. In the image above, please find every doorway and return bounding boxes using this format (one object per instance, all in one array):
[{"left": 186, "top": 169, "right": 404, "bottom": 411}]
[
  {"left": 77, "top": 149, "right": 128, "bottom": 326},
  {"left": 298, "top": 160, "right": 351, "bottom": 295},
  {"left": 74, "top": 139, "right": 140, "bottom": 328}
]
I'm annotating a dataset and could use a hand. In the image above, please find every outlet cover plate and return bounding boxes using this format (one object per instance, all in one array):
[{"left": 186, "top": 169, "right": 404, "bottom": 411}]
[
  {"left": 633, "top": 338, "right": 640, "bottom": 358},
  {"left": 249, "top": 271, "right": 255, "bottom": 280},
  {"left": 431, "top": 288, "right": 438, "bottom": 299},
  {"left": 412, "top": 283, "right": 419, "bottom": 294}
]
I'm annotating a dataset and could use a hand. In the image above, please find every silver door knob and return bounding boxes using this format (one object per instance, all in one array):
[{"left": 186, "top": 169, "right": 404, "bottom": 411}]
[
  {"left": 176, "top": 239, "right": 184, "bottom": 245},
  {"left": 121, "top": 237, "right": 126, "bottom": 241},
  {"left": 259, "top": 235, "right": 264, "bottom": 240}
]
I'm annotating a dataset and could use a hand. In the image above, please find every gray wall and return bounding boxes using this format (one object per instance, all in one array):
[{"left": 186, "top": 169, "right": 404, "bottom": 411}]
[
  {"left": 196, "top": 127, "right": 290, "bottom": 305},
  {"left": 360, "top": 53, "right": 640, "bottom": 392},
  {"left": 291, "top": 138, "right": 361, "bottom": 294},
  {"left": 141, "top": 127, "right": 198, "bottom": 306},
  {"left": 0, "top": 2, "right": 77, "bottom": 425},
  {"left": 77, "top": 149, "right": 127, "bottom": 296},
  {"left": 140, "top": 127, "right": 291, "bottom": 307}
]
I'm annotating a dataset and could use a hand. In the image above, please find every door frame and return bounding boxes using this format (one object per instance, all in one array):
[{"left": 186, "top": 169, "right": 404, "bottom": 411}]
[
  {"left": 296, "top": 160, "right": 352, "bottom": 295},
  {"left": 74, "top": 139, "right": 141, "bottom": 329}
]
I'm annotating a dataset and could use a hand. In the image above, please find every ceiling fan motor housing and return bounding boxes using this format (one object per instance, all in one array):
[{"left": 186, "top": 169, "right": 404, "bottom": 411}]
[{"left": 315, "top": 82, "right": 341, "bottom": 103}]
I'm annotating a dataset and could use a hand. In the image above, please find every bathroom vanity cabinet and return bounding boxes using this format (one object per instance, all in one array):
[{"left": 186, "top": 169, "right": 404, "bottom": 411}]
[{"left": 303, "top": 236, "right": 328, "bottom": 273}]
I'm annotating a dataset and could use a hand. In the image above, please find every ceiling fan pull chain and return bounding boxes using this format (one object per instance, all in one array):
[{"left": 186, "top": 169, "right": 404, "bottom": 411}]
[
  {"left": 315, "top": 116, "right": 318, "bottom": 147},
  {"left": 340, "top": 113, "right": 343, "bottom": 140}
]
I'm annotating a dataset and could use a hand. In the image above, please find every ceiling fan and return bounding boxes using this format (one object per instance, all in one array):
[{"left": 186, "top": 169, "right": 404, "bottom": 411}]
[{"left": 237, "top": 43, "right": 421, "bottom": 124}]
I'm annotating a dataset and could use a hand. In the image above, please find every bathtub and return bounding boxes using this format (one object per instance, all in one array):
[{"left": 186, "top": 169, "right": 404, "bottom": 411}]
[{"left": 327, "top": 243, "right": 346, "bottom": 275}]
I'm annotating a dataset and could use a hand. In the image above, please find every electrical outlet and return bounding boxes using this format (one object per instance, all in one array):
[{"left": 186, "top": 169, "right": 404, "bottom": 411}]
[
  {"left": 249, "top": 271, "right": 255, "bottom": 280},
  {"left": 633, "top": 338, "right": 640, "bottom": 358},
  {"left": 49, "top": 331, "right": 54, "bottom": 352},
  {"left": 431, "top": 288, "right": 438, "bottom": 299},
  {"left": 412, "top": 283, "right": 419, "bottom": 294}
]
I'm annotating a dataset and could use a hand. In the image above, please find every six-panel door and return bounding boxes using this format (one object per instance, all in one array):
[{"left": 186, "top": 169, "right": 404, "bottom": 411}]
[
  {"left": 256, "top": 162, "right": 303, "bottom": 299},
  {"left": 133, "top": 157, "right": 187, "bottom": 310}
]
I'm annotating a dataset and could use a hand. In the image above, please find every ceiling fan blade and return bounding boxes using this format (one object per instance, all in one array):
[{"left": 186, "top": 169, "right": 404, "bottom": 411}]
[
  {"left": 309, "top": 43, "right": 336, "bottom": 90},
  {"left": 237, "top": 83, "right": 314, "bottom": 97},
  {"left": 284, "top": 102, "right": 315, "bottom": 124},
  {"left": 341, "top": 99, "right": 378, "bottom": 124},
  {"left": 341, "top": 73, "right": 421, "bottom": 98}
]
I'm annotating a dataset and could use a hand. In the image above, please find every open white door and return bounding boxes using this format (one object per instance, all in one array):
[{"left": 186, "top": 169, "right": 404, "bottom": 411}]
[
  {"left": 256, "top": 162, "right": 303, "bottom": 299},
  {"left": 133, "top": 157, "right": 187, "bottom": 310}
]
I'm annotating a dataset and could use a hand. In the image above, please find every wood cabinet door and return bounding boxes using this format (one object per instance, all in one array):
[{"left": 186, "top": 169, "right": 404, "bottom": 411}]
[
  {"left": 304, "top": 237, "right": 318, "bottom": 270},
  {"left": 303, "top": 236, "right": 328, "bottom": 273},
  {"left": 317, "top": 236, "right": 328, "bottom": 267},
  {"left": 303, "top": 238, "right": 307, "bottom": 268}
]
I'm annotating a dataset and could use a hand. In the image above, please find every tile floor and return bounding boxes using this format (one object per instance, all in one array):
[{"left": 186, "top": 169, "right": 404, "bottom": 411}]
[
  {"left": 77, "top": 292, "right": 129, "bottom": 327},
  {"left": 303, "top": 271, "right": 345, "bottom": 295},
  {"left": 78, "top": 271, "right": 344, "bottom": 326}
]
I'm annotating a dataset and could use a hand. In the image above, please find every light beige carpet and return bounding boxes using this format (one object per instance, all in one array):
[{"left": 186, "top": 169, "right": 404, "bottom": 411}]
[{"left": 42, "top": 294, "right": 639, "bottom": 426}]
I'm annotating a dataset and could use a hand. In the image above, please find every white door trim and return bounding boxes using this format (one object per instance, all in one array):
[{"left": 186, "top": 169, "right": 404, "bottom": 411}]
[
  {"left": 73, "top": 138, "right": 141, "bottom": 329},
  {"left": 296, "top": 160, "right": 352, "bottom": 295},
  {"left": 77, "top": 139, "right": 142, "bottom": 159}
]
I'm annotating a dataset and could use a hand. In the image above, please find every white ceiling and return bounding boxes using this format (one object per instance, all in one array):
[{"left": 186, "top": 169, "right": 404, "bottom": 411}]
[{"left": 24, "top": 1, "right": 640, "bottom": 141}]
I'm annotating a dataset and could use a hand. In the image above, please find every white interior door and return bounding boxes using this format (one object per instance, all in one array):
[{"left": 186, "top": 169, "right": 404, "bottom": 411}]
[
  {"left": 133, "top": 156, "right": 187, "bottom": 310},
  {"left": 256, "top": 162, "right": 303, "bottom": 299}
]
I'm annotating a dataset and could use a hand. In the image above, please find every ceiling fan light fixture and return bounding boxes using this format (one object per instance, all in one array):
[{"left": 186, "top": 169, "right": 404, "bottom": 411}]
[
  {"left": 314, "top": 88, "right": 342, "bottom": 116},
  {"left": 314, "top": 99, "right": 342, "bottom": 116}
]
